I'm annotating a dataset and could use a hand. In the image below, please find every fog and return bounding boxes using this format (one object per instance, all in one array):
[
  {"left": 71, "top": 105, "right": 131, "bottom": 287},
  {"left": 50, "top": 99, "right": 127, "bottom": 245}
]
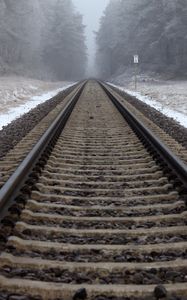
[
  {"left": 0, "top": 0, "right": 88, "bottom": 81},
  {"left": 73, "top": 0, "right": 109, "bottom": 76},
  {"left": 0, "top": 0, "right": 186, "bottom": 81},
  {"left": 96, "top": 0, "right": 187, "bottom": 79}
]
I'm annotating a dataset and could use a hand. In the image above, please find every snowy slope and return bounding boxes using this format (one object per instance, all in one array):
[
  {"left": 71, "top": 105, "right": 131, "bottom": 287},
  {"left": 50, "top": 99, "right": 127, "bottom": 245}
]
[
  {"left": 108, "top": 82, "right": 187, "bottom": 129},
  {"left": 0, "top": 77, "right": 76, "bottom": 130}
]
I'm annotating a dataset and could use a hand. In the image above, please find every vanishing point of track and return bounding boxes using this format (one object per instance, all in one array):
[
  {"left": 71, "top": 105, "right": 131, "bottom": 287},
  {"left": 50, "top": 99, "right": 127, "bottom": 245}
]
[{"left": 0, "top": 80, "right": 187, "bottom": 300}]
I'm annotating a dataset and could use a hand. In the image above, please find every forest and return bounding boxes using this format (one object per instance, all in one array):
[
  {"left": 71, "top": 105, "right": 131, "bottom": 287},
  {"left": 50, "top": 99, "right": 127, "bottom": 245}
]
[
  {"left": 96, "top": 0, "right": 187, "bottom": 78},
  {"left": 0, "top": 0, "right": 87, "bottom": 80},
  {"left": 1, "top": 0, "right": 187, "bottom": 81}
]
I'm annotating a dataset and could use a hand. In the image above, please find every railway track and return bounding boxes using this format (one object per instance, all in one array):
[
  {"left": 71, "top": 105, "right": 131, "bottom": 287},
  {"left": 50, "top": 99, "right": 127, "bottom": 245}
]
[{"left": 0, "top": 80, "right": 187, "bottom": 300}]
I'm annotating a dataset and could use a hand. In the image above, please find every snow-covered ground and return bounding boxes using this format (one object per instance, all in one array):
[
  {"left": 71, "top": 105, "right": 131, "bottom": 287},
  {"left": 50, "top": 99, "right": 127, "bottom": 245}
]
[
  {"left": 108, "top": 80, "right": 187, "bottom": 128},
  {"left": 0, "top": 76, "right": 76, "bottom": 130}
]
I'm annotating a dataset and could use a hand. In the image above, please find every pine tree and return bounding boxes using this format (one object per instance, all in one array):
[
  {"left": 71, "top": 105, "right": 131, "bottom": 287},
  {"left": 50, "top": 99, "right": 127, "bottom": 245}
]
[
  {"left": 44, "top": 0, "right": 87, "bottom": 80},
  {"left": 96, "top": 0, "right": 187, "bottom": 77},
  {"left": 0, "top": 0, "right": 87, "bottom": 80}
]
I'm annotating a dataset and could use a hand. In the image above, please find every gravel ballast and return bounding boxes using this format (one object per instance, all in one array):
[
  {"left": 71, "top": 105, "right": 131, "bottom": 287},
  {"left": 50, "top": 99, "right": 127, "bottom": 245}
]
[
  {"left": 108, "top": 85, "right": 187, "bottom": 149},
  {"left": 0, "top": 84, "right": 78, "bottom": 159},
  {"left": 1, "top": 82, "right": 186, "bottom": 161}
]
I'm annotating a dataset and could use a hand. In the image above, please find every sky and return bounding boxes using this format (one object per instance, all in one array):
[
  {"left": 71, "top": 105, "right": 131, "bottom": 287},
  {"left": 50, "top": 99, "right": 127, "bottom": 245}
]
[{"left": 72, "top": 0, "right": 109, "bottom": 75}]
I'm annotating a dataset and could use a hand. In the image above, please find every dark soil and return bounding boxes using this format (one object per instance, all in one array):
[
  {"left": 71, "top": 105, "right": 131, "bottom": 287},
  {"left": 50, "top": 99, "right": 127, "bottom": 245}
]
[
  {"left": 7, "top": 247, "right": 187, "bottom": 263},
  {"left": 0, "top": 292, "right": 42, "bottom": 300},
  {"left": 17, "top": 230, "right": 187, "bottom": 245},
  {"left": 0, "top": 292, "right": 186, "bottom": 300},
  {"left": 31, "top": 206, "right": 183, "bottom": 217},
  {"left": 38, "top": 196, "right": 177, "bottom": 207},
  {"left": 109, "top": 85, "right": 187, "bottom": 149},
  {"left": 27, "top": 215, "right": 186, "bottom": 229},
  {"left": 0, "top": 84, "right": 78, "bottom": 159},
  {"left": 92, "top": 296, "right": 187, "bottom": 300},
  {"left": 1, "top": 265, "right": 187, "bottom": 284}
]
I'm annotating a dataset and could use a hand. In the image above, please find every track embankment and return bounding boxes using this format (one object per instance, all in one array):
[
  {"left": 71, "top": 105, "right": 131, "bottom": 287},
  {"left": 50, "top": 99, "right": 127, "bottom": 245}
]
[{"left": 0, "top": 81, "right": 186, "bottom": 300}]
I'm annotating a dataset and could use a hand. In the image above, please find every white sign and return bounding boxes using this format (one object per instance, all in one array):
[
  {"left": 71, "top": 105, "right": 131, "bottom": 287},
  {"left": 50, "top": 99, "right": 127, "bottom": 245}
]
[{"left": 134, "top": 55, "right": 139, "bottom": 64}]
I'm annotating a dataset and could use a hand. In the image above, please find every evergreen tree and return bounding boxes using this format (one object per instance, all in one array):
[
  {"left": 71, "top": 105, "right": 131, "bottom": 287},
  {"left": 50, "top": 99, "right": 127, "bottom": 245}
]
[
  {"left": 43, "top": 0, "right": 87, "bottom": 80},
  {"left": 0, "top": 0, "right": 87, "bottom": 80},
  {"left": 96, "top": 0, "right": 187, "bottom": 78}
]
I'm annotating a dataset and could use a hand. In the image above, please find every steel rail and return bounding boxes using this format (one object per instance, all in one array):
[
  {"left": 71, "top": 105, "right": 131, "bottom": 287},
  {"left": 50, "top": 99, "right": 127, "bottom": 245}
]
[
  {"left": 0, "top": 82, "right": 86, "bottom": 221},
  {"left": 100, "top": 82, "right": 187, "bottom": 190}
]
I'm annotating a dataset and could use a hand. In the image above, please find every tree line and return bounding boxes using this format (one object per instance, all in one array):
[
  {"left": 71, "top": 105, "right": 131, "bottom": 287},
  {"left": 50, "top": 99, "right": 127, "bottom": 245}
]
[
  {"left": 0, "top": 0, "right": 87, "bottom": 80},
  {"left": 96, "top": 0, "right": 187, "bottom": 78}
]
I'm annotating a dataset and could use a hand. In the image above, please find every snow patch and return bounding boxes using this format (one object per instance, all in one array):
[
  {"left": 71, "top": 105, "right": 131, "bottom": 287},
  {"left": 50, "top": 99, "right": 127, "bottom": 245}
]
[
  {"left": 108, "top": 82, "right": 187, "bottom": 129},
  {"left": 0, "top": 83, "right": 76, "bottom": 130}
]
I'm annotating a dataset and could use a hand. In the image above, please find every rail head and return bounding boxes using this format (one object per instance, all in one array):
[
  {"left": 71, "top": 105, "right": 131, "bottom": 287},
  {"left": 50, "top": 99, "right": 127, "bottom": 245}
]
[{"left": 99, "top": 81, "right": 187, "bottom": 191}]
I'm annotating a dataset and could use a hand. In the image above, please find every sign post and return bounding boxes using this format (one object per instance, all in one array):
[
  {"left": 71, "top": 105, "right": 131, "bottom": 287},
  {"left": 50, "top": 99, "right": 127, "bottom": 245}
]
[{"left": 133, "top": 55, "right": 139, "bottom": 90}]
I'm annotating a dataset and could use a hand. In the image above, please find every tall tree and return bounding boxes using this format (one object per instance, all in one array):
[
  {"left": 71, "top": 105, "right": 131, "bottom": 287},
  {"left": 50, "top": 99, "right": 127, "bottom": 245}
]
[
  {"left": 0, "top": 0, "right": 42, "bottom": 76},
  {"left": 43, "top": 0, "right": 87, "bottom": 80},
  {"left": 0, "top": 0, "right": 87, "bottom": 80},
  {"left": 96, "top": 0, "right": 187, "bottom": 78}
]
